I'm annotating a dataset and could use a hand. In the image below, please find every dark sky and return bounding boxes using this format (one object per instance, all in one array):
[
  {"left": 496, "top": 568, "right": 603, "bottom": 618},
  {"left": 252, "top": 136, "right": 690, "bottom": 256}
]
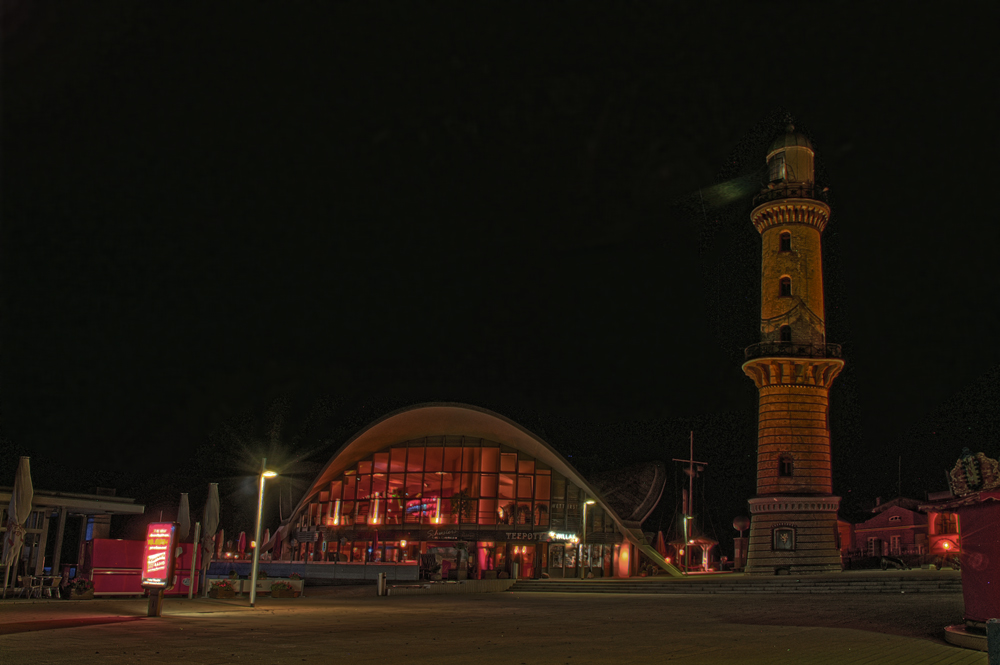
[{"left": 2, "top": 4, "right": 997, "bottom": 538}]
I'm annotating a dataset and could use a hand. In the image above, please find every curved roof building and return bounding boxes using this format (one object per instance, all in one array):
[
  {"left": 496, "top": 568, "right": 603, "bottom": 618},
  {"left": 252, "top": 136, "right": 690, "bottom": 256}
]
[{"left": 274, "top": 403, "right": 677, "bottom": 579}]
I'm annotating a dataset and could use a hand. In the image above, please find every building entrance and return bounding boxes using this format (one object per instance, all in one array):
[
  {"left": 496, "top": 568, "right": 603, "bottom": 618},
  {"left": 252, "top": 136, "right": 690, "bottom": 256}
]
[{"left": 510, "top": 543, "right": 535, "bottom": 578}]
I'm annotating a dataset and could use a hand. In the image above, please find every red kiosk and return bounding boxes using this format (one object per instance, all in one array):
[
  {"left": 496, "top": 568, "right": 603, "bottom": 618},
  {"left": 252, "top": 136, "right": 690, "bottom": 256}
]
[{"left": 929, "top": 450, "right": 1000, "bottom": 651}]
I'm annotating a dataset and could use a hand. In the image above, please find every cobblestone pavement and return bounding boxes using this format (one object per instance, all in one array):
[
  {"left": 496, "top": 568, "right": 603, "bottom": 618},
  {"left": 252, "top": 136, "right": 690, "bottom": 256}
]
[{"left": 0, "top": 586, "right": 987, "bottom": 664}]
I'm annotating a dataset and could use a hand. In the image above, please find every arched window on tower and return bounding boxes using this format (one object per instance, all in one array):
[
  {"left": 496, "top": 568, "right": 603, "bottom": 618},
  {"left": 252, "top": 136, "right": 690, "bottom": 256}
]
[
  {"left": 779, "top": 455, "right": 794, "bottom": 477},
  {"left": 779, "top": 325, "right": 792, "bottom": 343},
  {"left": 780, "top": 231, "right": 792, "bottom": 252},
  {"left": 779, "top": 276, "right": 792, "bottom": 297}
]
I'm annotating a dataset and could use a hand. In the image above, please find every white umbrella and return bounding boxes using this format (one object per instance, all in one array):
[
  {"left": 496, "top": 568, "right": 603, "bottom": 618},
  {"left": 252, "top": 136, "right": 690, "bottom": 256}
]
[
  {"left": 2, "top": 457, "right": 34, "bottom": 599},
  {"left": 199, "top": 483, "right": 220, "bottom": 597},
  {"left": 177, "top": 493, "right": 191, "bottom": 541}
]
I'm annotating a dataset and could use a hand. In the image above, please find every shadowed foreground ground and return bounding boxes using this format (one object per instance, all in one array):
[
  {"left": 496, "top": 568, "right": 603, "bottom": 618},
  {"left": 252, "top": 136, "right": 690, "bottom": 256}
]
[{"left": 0, "top": 586, "right": 986, "bottom": 665}]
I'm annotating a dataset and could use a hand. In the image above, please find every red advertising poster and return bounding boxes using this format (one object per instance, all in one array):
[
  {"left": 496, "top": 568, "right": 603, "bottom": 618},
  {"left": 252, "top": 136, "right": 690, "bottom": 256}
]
[{"left": 141, "top": 522, "right": 178, "bottom": 589}]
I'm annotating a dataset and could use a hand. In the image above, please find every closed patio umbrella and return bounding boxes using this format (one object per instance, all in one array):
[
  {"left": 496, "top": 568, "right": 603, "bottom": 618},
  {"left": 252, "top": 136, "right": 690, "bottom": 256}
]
[
  {"left": 199, "top": 483, "right": 220, "bottom": 597},
  {"left": 177, "top": 493, "right": 191, "bottom": 541},
  {"left": 238, "top": 531, "right": 247, "bottom": 559},
  {"left": 2, "top": 457, "right": 34, "bottom": 599},
  {"left": 655, "top": 531, "right": 669, "bottom": 558}
]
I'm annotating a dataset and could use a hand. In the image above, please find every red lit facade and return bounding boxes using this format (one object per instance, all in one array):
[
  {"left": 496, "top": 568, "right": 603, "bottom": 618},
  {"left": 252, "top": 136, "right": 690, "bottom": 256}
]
[{"left": 851, "top": 505, "right": 929, "bottom": 556}]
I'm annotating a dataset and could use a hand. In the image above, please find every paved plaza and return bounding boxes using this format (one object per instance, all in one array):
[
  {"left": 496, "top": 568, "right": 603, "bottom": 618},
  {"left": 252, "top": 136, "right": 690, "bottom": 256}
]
[{"left": 0, "top": 584, "right": 987, "bottom": 665}]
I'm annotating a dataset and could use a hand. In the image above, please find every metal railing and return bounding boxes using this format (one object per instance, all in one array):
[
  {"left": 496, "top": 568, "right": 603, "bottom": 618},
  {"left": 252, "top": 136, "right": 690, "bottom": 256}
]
[
  {"left": 753, "top": 182, "right": 829, "bottom": 207},
  {"left": 744, "top": 341, "right": 843, "bottom": 361},
  {"left": 844, "top": 544, "right": 927, "bottom": 559}
]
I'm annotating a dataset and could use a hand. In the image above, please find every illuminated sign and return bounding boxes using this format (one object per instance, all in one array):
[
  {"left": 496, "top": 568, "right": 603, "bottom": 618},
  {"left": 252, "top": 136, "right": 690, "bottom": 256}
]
[
  {"left": 141, "top": 522, "right": 178, "bottom": 589},
  {"left": 547, "top": 531, "right": 580, "bottom": 543},
  {"left": 405, "top": 499, "right": 437, "bottom": 517},
  {"left": 505, "top": 532, "right": 548, "bottom": 541}
]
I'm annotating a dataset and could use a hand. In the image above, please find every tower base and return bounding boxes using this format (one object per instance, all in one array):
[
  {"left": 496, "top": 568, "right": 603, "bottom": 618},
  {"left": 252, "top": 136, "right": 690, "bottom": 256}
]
[{"left": 744, "top": 495, "right": 842, "bottom": 576}]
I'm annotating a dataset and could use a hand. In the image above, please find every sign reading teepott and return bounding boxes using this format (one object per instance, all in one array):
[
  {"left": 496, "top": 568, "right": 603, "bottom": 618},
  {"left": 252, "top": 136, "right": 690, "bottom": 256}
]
[{"left": 141, "top": 522, "right": 178, "bottom": 589}]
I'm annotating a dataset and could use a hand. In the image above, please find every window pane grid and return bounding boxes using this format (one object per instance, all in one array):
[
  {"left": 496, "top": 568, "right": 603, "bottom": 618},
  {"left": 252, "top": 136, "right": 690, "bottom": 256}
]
[{"left": 306, "top": 444, "right": 601, "bottom": 533}]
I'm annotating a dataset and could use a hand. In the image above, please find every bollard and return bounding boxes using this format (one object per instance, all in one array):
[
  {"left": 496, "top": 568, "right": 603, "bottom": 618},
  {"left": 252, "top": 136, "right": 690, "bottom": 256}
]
[
  {"left": 147, "top": 590, "right": 165, "bottom": 617},
  {"left": 988, "top": 618, "right": 999, "bottom": 665},
  {"left": 376, "top": 572, "right": 386, "bottom": 596}
]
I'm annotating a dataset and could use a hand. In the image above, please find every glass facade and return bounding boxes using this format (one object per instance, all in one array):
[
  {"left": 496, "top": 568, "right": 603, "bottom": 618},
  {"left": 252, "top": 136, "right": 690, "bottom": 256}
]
[{"left": 290, "top": 436, "right": 620, "bottom": 579}]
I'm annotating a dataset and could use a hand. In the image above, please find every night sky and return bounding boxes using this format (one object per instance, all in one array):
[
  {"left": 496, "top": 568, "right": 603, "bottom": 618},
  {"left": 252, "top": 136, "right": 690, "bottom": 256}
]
[{"left": 2, "top": 4, "right": 997, "bottom": 543}]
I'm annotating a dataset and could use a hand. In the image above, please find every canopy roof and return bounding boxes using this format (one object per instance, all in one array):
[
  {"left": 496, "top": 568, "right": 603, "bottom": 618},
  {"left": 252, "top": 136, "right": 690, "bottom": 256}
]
[
  {"left": 588, "top": 461, "right": 666, "bottom": 525},
  {"left": 0, "top": 487, "right": 144, "bottom": 516},
  {"left": 290, "top": 403, "right": 622, "bottom": 524},
  {"left": 920, "top": 489, "right": 1000, "bottom": 512}
]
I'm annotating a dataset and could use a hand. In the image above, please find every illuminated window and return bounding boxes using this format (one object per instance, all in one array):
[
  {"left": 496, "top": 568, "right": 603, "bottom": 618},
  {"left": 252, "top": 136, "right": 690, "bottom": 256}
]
[
  {"left": 779, "top": 455, "right": 793, "bottom": 477},
  {"left": 305, "top": 439, "right": 569, "bottom": 547},
  {"left": 938, "top": 513, "right": 958, "bottom": 534},
  {"left": 779, "top": 325, "right": 792, "bottom": 343},
  {"left": 779, "top": 277, "right": 791, "bottom": 297},
  {"left": 768, "top": 153, "right": 786, "bottom": 182},
  {"left": 779, "top": 232, "right": 791, "bottom": 252}
]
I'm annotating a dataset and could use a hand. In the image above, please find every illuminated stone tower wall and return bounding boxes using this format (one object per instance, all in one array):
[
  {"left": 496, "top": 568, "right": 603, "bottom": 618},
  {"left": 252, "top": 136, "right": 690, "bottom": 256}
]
[{"left": 742, "top": 124, "right": 845, "bottom": 575}]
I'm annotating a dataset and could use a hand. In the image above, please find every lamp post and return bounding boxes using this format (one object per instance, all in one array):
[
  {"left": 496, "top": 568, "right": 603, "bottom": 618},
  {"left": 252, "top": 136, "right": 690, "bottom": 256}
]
[
  {"left": 249, "top": 458, "right": 278, "bottom": 608},
  {"left": 581, "top": 499, "right": 595, "bottom": 578}
]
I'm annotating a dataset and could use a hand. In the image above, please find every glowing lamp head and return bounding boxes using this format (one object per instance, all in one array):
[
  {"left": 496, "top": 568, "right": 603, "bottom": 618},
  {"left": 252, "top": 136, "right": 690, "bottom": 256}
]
[
  {"left": 942, "top": 541, "right": 951, "bottom": 550},
  {"left": 585, "top": 500, "right": 595, "bottom": 505},
  {"left": 400, "top": 540, "right": 407, "bottom": 548},
  {"left": 262, "top": 470, "right": 277, "bottom": 478}
]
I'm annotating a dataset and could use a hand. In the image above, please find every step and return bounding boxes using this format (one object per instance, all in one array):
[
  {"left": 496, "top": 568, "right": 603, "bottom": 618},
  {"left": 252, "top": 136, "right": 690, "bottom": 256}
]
[{"left": 508, "top": 578, "right": 963, "bottom": 595}]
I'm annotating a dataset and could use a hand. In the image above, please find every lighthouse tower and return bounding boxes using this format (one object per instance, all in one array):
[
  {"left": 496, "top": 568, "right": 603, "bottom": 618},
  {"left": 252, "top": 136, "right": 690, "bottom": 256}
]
[{"left": 742, "top": 124, "right": 844, "bottom": 575}]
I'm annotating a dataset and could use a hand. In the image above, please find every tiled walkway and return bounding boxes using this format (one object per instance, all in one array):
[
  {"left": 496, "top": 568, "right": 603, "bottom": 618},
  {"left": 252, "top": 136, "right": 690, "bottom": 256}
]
[{"left": 0, "top": 584, "right": 988, "bottom": 664}]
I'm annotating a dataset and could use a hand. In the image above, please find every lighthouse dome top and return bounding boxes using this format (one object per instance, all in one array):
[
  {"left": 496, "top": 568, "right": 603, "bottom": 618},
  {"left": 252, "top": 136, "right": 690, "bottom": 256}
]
[{"left": 767, "top": 123, "right": 813, "bottom": 157}]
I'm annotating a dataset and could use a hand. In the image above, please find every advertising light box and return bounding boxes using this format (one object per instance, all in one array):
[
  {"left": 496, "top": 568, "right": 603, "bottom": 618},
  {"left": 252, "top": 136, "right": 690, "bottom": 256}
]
[{"left": 141, "top": 522, "right": 178, "bottom": 589}]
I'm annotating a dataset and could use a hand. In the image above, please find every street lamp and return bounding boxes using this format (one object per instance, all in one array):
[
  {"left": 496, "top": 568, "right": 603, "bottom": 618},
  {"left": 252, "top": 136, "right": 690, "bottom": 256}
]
[
  {"left": 581, "top": 499, "right": 595, "bottom": 578},
  {"left": 249, "top": 458, "right": 278, "bottom": 608}
]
